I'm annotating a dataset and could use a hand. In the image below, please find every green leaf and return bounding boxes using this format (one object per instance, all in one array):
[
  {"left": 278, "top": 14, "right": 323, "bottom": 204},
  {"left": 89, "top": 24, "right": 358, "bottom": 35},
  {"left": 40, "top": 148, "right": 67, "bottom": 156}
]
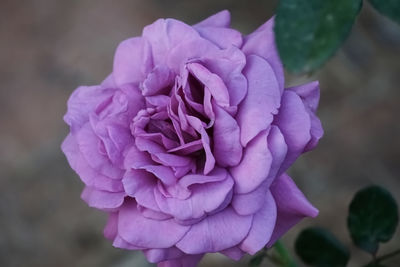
[
  {"left": 295, "top": 227, "right": 350, "bottom": 267},
  {"left": 275, "top": 0, "right": 363, "bottom": 73},
  {"left": 369, "top": 0, "right": 400, "bottom": 24},
  {"left": 348, "top": 185, "right": 399, "bottom": 255},
  {"left": 249, "top": 252, "right": 265, "bottom": 266}
]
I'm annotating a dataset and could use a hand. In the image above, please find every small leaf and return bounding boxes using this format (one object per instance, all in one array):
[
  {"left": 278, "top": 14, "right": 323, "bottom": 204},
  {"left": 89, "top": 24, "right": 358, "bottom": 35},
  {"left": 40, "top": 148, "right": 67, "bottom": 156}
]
[
  {"left": 369, "top": 0, "right": 400, "bottom": 24},
  {"left": 275, "top": 0, "right": 363, "bottom": 73},
  {"left": 295, "top": 227, "right": 350, "bottom": 267},
  {"left": 348, "top": 185, "right": 399, "bottom": 255},
  {"left": 249, "top": 252, "right": 265, "bottom": 266}
]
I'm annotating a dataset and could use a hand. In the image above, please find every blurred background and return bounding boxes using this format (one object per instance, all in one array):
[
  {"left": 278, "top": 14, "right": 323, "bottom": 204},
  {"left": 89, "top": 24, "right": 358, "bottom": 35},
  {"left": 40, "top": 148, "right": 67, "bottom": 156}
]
[{"left": 0, "top": 0, "right": 399, "bottom": 266}]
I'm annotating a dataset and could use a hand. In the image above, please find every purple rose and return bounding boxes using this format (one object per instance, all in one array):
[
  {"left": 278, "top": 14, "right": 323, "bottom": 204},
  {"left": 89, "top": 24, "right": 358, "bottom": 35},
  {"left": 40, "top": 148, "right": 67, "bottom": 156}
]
[{"left": 62, "top": 10, "right": 323, "bottom": 267}]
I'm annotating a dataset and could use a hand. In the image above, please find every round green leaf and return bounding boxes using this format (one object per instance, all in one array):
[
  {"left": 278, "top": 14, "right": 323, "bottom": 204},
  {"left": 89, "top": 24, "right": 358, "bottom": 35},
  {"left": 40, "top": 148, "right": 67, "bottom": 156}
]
[
  {"left": 348, "top": 185, "right": 399, "bottom": 255},
  {"left": 369, "top": 0, "right": 400, "bottom": 24},
  {"left": 275, "top": 0, "right": 363, "bottom": 73},
  {"left": 295, "top": 227, "right": 350, "bottom": 267}
]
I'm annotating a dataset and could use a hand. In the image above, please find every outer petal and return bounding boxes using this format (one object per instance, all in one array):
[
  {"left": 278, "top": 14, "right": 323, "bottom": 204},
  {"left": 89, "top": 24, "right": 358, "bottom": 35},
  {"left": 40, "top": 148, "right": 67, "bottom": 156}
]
[
  {"left": 237, "top": 55, "right": 281, "bottom": 147},
  {"left": 231, "top": 179, "right": 269, "bottom": 216},
  {"left": 118, "top": 200, "right": 190, "bottom": 248},
  {"left": 273, "top": 90, "right": 311, "bottom": 173},
  {"left": 75, "top": 123, "right": 123, "bottom": 179},
  {"left": 240, "top": 191, "right": 277, "bottom": 254},
  {"left": 194, "top": 10, "right": 231, "bottom": 28},
  {"left": 287, "top": 81, "right": 323, "bottom": 152},
  {"left": 64, "top": 85, "right": 115, "bottom": 130},
  {"left": 176, "top": 207, "right": 252, "bottom": 253},
  {"left": 242, "top": 17, "right": 284, "bottom": 92},
  {"left": 267, "top": 174, "right": 318, "bottom": 246},
  {"left": 195, "top": 27, "right": 242, "bottom": 49},
  {"left": 230, "top": 129, "right": 272, "bottom": 194},
  {"left": 113, "top": 37, "right": 153, "bottom": 86},
  {"left": 104, "top": 212, "right": 118, "bottom": 240},
  {"left": 144, "top": 247, "right": 184, "bottom": 263},
  {"left": 143, "top": 18, "right": 200, "bottom": 67},
  {"left": 81, "top": 187, "right": 125, "bottom": 210},
  {"left": 221, "top": 246, "right": 245, "bottom": 261}
]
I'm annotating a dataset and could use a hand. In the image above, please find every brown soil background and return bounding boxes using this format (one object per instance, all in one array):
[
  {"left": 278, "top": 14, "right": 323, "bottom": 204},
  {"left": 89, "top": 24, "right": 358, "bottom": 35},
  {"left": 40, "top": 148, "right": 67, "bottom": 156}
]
[{"left": 0, "top": 0, "right": 399, "bottom": 266}]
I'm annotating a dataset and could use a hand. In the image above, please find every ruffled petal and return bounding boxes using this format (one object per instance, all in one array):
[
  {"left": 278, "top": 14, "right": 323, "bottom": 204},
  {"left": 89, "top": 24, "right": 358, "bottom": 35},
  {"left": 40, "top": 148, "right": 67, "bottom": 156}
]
[
  {"left": 118, "top": 200, "right": 190, "bottom": 248},
  {"left": 154, "top": 172, "right": 234, "bottom": 221},
  {"left": 81, "top": 187, "right": 125, "bottom": 210},
  {"left": 220, "top": 246, "right": 245, "bottom": 261},
  {"left": 242, "top": 17, "right": 284, "bottom": 92},
  {"left": 237, "top": 55, "right": 281, "bottom": 147},
  {"left": 104, "top": 212, "right": 118, "bottom": 240},
  {"left": 144, "top": 247, "right": 184, "bottom": 263},
  {"left": 273, "top": 90, "right": 311, "bottom": 173},
  {"left": 287, "top": 81, "right": 323, "bottom": 152},
  {"left": 200, "top": 46, "right": 247, "bottom": 107},
  {"left": 75, "top": 123, "right": 123, "bottom": 179},
  {"left": 176, "top": 207, "right": 252, "bottom": 253},
  {"left": 187, "top": 62, "right": 230, "bottom": 107},
  {"left": 213, "top": 104, "right": 242, "bottom": 167},
  {"left": 240, "top": 191, "right": 276, "bottom": 254},
  {"left": 113, "top": 37, "right": 153, "bottom": 86},
  {"left": 267, "top": 174, "right": 318, "bottom": 246},
  {"left": 230, "top": 129, "right": 272, "bottom": 194},
  {"left": 194, "top": 10, "right": 231, "bottom": 28},
  {"left": 143, "top": 18, "right": 200, "bottom": 67},
  {"left": 195, "top": 27, "right": 242, "bottom": 49},
  {"left": 64, "top": 85, "right": 115, "bottom": 130}
]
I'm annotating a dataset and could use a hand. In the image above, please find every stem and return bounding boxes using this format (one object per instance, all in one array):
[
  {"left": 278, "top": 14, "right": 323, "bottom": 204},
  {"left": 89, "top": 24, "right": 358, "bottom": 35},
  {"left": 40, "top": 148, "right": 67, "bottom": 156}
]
[
  {"left": 375, "top": 249, "right": 400, "bottom": 263},
  {"left": 272, "top": 240, "right": 298, "bottom": 267}
]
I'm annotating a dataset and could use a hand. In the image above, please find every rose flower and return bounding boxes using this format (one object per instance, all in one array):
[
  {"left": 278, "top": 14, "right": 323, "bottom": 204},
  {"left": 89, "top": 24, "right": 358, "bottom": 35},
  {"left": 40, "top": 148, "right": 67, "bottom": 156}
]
[{"left": 62, "top": 10, "right": 323, "bottom": 267}]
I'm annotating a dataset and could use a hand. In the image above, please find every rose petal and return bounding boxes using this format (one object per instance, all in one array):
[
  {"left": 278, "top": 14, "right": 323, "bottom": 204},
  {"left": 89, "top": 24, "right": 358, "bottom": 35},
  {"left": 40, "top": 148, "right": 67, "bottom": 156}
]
[
  {"left": 104, "top": 212, "right": 118, "bottom": 240},
  {"left": 113, "top": 37, "right": 153, "bottom": 86},
  {"left": 122, "top": 169, "right": 159, "bottom": 210},
  {"left": 144, "top": 247, "right": 184, "bottom": 263},
  {"left": 118, "top": 200, "right": 190, "bottom": 248},
  {"left": 113, "top": 235, "right": 144, "bottom": 250},
  {"left": 288, "top": 81, "right": 320, "bottom": 112},
  {"left": 213, "top": 103, "right": 242, "bottom": 167},
  {"left": 81, "top": 187, "right": 125, "bottom": 210},
  {"left": 154, "top": 172, "right": 234, "bottom": 221},
  {"left": 230, "top": 129, "right": 272, "bottom": 194},
  {"left": 64, "top": 86, "right": 115, "bottom": 130},
  {"left": 273, "top": 90, "right": 311, "bottom": 173},
  {"left": 195, "top": 27, "right": 242, "bottom": 49},
  {"left": 141, "top": 65, "right": 174, "bottom": 96},
  {"left": 201, "top": 46, "right": 247, "bottom": 107},
  {"left": 242, "top": 17, "right": 284, "bottom": 92},
  {"left": 143, "top": 18, "right": 200, "bottom": 67},
  {"left": 176, "top": 207, "right": 252, "bottom": 253},
  {"left": 287, "top": 81, "right": 323, "bottom": 152},
  {"left": 231, "top": 179, "right": 269, "bottom": 216},
  {"left": 220, "top": 246, "right": 245, "bottom": 261},
  {"left": 237, "top": 55, "right": 281, "bottom": 147},
  {"left": 267, "top": 173, "right": 318, "bottom": 246},
  {"left": 76, "top": 123, "right": 123, "bottom": 179},
  {"left": 240, "top": 190, "right": 277, "bottom": 254},
  {"left": 187, "top": 62, "right": 230, "bottom": 107},
  {"left": 194, "top": 10, "right": 231, "bottom": 28}
]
